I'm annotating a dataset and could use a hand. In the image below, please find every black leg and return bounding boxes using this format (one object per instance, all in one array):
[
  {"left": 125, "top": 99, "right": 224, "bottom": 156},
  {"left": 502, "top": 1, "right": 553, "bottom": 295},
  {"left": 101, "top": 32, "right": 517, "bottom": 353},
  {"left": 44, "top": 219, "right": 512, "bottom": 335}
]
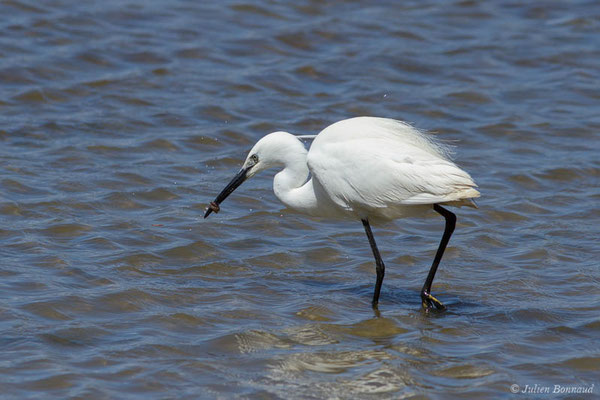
[
  {"left": 362, "top": 218, "right": 385, "bottom": 308},
  {"left": 421, "top": 204, "right": 456, "bottom": 312}
]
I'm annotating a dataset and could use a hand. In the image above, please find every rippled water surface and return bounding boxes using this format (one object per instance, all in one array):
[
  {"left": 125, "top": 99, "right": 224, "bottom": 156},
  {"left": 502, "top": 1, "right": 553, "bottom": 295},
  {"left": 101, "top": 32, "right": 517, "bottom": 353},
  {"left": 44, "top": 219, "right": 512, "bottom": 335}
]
[{"left": 1, "top": 1, "right": 599, "bottom": 398}]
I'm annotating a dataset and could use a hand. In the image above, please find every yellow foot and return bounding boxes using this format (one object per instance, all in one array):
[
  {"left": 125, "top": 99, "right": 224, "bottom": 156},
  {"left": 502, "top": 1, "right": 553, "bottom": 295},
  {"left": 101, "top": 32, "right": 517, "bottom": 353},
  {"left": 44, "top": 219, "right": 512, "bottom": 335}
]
[{"left": 421, "top": 292, "right": 446, "bottom": 312}]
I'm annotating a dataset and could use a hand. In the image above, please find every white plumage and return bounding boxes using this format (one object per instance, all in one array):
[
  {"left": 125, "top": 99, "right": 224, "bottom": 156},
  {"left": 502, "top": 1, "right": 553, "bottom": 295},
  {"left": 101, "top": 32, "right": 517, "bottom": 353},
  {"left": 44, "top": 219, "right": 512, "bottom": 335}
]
[
  {"left": 306, "top": 117, "right": 479, "bottom": 221},
  {"left": 205, "top": 116, "right": 480, "bottom": 311}
]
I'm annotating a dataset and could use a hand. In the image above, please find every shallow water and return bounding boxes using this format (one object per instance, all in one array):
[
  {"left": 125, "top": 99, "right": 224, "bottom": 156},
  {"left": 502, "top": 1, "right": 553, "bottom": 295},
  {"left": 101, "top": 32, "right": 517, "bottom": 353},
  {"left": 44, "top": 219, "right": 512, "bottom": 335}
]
[{"left": 1, "top": 0, "right": 599, "bottom": 398}]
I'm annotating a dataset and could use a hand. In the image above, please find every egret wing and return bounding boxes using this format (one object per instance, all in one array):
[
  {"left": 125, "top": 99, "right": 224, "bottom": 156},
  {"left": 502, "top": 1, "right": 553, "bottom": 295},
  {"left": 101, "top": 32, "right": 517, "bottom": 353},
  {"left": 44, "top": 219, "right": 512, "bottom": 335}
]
[{"left": 307, "top": 135, "right": 478, "bottom": 212}]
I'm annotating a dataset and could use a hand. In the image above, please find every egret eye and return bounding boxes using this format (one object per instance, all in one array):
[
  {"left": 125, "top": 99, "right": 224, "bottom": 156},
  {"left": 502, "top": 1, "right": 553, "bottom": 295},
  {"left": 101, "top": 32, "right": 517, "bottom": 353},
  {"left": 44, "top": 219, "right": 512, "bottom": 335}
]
[{"left": 250, "top": 154, "right": 259, "bottom": 164}]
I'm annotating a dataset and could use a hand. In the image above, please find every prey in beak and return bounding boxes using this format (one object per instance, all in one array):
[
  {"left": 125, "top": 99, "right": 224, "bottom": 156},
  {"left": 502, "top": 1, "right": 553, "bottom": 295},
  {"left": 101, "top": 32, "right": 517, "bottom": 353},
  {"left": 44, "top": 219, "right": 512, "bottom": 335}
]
[{"left": 204, "top": 166, "right": 251, "bottom": 218}]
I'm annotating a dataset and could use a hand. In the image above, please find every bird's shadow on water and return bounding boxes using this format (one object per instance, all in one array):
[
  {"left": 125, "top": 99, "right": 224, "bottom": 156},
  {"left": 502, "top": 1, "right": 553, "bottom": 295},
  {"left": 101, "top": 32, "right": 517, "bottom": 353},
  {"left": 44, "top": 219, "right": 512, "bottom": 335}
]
[
  {"left": 291, "top": 278, "right": 486, "bottom": 322},
  {"left": 345, "top": 283, "right": 485, "bottom": 319}
]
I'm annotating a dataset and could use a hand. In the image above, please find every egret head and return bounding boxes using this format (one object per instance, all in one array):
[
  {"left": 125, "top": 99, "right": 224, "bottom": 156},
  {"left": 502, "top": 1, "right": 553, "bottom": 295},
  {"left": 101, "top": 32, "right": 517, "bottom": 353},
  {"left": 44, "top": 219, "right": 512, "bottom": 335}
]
[{"left": 204, "top": 131, "right": 301, "bottom": 218}]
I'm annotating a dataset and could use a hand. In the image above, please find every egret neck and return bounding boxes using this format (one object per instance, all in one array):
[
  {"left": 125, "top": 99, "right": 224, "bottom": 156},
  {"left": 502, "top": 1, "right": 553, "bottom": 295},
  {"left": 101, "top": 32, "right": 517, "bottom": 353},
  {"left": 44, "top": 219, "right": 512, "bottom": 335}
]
[{"left": 271, "top": 137, "right": 320, "bottom": 215}]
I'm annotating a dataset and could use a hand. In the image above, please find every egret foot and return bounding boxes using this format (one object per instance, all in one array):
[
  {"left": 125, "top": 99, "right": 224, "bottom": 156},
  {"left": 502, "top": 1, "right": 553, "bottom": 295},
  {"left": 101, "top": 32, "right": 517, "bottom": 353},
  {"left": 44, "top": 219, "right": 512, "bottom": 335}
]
[
  {"left": 371, "top": 303, "right": 382, "bottom": 318},
  {"left": 421, "top": 291, "right": 446, "bottom": 312}
]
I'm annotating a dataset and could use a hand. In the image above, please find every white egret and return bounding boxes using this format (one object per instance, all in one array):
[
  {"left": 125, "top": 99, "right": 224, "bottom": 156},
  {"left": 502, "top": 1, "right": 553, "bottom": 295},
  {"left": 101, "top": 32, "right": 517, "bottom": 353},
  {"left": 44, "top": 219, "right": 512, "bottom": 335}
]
[{"left": 205, "top": 117, "right": 480, "bottom": 311}]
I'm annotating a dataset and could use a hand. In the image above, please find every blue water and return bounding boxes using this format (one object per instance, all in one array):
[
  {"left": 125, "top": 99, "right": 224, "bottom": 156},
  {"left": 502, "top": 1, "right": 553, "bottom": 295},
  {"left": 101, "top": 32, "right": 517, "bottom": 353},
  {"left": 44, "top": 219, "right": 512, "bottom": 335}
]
[{"left": 1, "top": 1, "right": 598, "bottom": 398}]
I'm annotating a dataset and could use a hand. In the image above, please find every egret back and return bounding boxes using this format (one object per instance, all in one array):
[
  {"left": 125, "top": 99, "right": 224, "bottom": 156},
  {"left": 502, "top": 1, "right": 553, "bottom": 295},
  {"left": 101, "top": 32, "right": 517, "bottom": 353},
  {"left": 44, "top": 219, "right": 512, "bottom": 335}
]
[{"left": 306, "top": 117, "right": 479, "bottom": 220}]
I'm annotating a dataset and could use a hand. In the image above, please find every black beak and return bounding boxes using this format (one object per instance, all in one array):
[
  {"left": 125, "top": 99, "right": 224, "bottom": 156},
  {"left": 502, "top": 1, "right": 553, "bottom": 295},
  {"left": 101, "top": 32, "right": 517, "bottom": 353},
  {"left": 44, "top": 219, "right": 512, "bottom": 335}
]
[{"left": 204, "top": 166, "right": 251, "bottom": 218}]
